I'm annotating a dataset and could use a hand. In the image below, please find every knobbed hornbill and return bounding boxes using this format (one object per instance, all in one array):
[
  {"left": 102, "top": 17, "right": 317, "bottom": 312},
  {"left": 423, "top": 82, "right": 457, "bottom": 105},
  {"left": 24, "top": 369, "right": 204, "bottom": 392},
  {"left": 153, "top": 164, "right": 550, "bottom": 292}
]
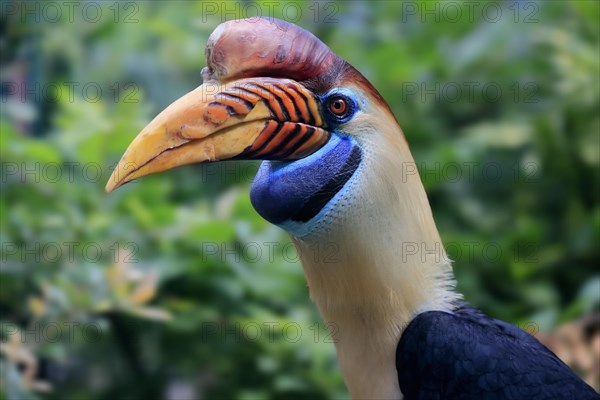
[{"left": 106, "top": 18, "right": 598, "bottom": 400}]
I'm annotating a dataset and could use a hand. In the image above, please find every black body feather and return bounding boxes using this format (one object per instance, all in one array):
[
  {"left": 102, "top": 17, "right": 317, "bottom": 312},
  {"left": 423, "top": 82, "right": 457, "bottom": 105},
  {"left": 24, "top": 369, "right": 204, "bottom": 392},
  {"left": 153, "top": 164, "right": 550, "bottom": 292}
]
[{"left": 397, "top": 306, "right": 599, "bottom": 399}]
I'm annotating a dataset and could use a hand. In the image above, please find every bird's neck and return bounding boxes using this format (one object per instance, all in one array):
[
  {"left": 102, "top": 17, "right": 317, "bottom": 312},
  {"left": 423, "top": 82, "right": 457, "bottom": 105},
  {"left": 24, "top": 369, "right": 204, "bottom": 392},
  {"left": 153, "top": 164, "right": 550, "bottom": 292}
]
[{"left": 292, "top": 119, "right": 460, "bottom": 398}]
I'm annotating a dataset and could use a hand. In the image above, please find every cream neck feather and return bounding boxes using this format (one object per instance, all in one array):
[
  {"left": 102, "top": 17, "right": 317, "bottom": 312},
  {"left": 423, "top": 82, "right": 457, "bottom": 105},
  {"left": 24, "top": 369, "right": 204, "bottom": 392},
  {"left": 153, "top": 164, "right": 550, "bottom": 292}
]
[{"left": 291, "top": 106, "right": 461, "bottom": 399}]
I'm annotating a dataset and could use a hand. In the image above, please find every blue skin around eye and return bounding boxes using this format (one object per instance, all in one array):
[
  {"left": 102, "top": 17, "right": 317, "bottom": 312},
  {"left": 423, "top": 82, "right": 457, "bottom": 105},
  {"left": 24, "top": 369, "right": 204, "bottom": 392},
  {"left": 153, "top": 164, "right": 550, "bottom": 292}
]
[{"left": 250, "top": 134, "right": 357, "bottom": 225}]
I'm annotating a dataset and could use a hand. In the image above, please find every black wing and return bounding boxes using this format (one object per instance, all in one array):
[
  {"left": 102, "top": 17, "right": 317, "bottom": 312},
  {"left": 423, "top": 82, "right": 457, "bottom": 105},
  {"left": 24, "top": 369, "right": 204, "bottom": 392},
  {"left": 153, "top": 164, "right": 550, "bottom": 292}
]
[{"left": 397, "top": 307, "right": 599, "bottom": 400}]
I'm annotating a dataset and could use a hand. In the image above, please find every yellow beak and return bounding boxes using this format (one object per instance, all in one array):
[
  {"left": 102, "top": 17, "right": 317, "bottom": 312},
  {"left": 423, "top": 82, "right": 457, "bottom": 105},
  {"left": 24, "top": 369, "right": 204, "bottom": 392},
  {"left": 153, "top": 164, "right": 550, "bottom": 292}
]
[{"left": 106, "top": 78, "right": 329, "bottom": 192}]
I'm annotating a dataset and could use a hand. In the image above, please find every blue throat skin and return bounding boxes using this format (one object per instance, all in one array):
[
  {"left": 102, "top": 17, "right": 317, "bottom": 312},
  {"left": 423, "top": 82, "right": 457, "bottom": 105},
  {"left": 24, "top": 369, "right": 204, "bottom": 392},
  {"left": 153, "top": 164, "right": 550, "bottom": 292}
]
[{"left": 250, "top": 134, "right": 362, "bottom": 236}]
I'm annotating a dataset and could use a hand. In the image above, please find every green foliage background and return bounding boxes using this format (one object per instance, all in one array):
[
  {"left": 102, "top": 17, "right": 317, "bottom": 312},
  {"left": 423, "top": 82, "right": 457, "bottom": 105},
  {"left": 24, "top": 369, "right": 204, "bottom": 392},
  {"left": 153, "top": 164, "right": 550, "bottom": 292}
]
[{"left": 1, "top": 1, "right": 598, "bottom": 399}]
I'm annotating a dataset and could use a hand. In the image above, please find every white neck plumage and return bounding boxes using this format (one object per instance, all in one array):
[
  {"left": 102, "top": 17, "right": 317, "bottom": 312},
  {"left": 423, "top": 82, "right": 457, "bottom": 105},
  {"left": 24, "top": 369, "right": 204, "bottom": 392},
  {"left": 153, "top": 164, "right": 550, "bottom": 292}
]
[{"left": 292, "top": 109, "right": 461, "bottom": 399}]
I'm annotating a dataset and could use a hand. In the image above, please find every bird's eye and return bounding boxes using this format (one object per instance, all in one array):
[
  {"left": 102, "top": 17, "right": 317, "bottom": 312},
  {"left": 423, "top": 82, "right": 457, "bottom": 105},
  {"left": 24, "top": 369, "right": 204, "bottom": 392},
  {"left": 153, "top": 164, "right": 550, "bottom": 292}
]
[
  {"left": 329, "top": 97, "right": 347, "bottom": 115},
  {"left": 324, "top": 92, "right": 356, "bottom": 123}
]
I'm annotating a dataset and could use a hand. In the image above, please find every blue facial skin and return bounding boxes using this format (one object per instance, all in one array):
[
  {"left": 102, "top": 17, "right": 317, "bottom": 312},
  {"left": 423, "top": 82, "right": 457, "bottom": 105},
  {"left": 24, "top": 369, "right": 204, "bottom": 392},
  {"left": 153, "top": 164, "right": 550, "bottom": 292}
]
[{"left": 250, "top": 88, "right": 363, "bottom": 237}]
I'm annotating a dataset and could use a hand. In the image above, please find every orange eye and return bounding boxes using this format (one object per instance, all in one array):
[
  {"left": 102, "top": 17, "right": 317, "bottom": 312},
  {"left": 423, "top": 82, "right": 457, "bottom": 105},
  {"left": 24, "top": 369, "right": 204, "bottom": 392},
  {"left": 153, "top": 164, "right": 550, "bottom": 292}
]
[
  {"left": 329, "top": 97, "right": 347, "bottom": 116},
  {"left": 324, "top": 92, "right": 356, "bottom": 123}
]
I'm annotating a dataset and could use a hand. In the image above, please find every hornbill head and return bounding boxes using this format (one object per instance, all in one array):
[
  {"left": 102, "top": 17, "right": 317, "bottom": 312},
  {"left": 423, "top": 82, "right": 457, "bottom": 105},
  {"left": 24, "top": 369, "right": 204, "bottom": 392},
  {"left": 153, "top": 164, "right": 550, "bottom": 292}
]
[
  {"left": 107, "top": 18, "right": 453, "bottom": 399},
  {"left": 106, "top": 17, "right": 413, "bottom": 239}
]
